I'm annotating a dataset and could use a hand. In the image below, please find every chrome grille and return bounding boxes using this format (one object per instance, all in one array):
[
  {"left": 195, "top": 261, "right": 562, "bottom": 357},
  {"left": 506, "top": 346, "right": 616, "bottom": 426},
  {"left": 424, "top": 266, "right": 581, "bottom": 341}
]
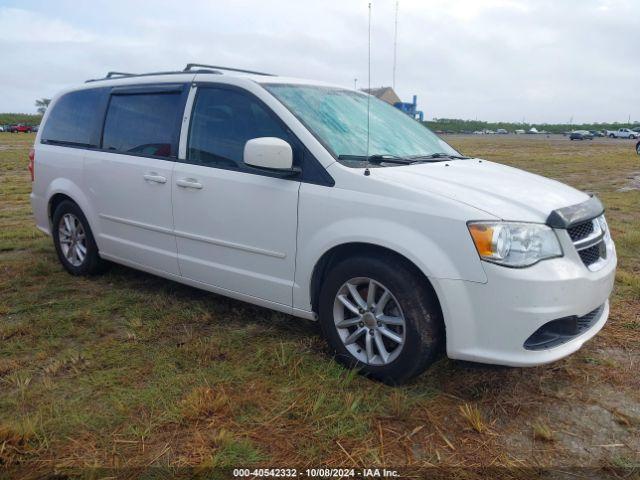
[
  {"left": 569, "top": 216, "right": 608, "bottom": 270},
  {"left": 578, "top": 243, "right": 604, "bottom": 267},
  {"left": 568, "top": 221, "right": 594, "bottom": 241}
]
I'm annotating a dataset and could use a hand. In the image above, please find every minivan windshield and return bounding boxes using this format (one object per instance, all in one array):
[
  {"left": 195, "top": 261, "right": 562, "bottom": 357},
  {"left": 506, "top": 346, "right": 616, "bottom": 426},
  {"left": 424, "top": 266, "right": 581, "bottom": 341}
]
[{"left": 263, "top": 84, "right": 461, "bottom": 167}]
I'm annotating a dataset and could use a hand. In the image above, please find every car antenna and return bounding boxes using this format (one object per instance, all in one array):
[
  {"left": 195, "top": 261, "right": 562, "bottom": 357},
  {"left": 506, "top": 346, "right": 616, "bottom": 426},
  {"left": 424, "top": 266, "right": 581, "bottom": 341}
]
[{"left": 364, "top": 2, "right": 372, "bottom": 177}]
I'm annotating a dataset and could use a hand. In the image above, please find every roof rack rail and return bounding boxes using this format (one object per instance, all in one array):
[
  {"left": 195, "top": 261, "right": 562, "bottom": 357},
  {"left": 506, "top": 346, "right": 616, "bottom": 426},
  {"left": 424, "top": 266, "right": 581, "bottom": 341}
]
[
  {"left": 85, "top": 64, "right": 276, "bottom": 83},
  {"left": 183, "top": 63, "right": 276, "bottom": 76},
  {"left": 85, "top": 71, "right": 137, "bottom": 83},
  {"left": 106, "top": 71, "right": 136, "bottom": 78},
  {"left": 86, "top": 70, "right": 195, "bottom": 83}
]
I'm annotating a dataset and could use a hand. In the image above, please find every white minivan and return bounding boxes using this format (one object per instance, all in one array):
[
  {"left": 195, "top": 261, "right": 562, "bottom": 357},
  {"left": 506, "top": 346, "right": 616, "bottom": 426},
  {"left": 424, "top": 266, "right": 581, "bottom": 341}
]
[{"left": 30, "top": 64, "right": 616, "bottom": 383}]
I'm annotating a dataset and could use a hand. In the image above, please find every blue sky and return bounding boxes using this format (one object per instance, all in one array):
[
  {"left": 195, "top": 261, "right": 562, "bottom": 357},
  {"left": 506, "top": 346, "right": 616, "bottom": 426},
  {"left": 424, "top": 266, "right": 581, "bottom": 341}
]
[{"left": 0, "top": 0, "right": 638, "bottom": 123}]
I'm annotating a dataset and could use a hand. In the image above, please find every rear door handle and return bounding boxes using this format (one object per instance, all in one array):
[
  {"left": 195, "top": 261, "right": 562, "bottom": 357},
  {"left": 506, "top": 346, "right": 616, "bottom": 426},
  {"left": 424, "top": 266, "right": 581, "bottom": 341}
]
[
  {"left": 143, "top": 173, "right": 167, "bottom": 184},
  {"left": 176, "top": 178, "right": 203, "bottom": 189}
]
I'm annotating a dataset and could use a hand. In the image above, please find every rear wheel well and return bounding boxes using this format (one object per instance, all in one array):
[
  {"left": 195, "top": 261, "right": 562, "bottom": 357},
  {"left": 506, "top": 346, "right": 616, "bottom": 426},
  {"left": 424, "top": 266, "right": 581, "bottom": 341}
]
[
  {"left": 48, "top": 193, "right": 76, "bottom": 225},
  {"left": 310, "top": 242, "right": 443, "bottom": 320}
]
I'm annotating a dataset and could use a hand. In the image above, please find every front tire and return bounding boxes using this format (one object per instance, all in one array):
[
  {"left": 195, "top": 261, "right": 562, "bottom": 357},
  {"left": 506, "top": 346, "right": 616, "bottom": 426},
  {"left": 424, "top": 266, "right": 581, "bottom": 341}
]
[
  {"left": 52, "top": 200, "right": 107, "bottom": 275},
  {"left": 318, "top": 254, "right": 443, "bottom": 384}
]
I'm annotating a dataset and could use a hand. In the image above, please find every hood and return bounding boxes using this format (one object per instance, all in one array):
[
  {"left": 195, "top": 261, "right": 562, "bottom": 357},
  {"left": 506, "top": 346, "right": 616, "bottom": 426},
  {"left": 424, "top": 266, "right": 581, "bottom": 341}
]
[{"left": 373, "top": 158, "right": 589, "bottom": 223}]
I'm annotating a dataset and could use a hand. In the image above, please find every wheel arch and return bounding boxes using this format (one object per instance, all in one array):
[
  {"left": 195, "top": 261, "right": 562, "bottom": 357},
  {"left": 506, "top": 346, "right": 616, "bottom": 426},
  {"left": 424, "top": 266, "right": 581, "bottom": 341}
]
[
  {"left": 45, "top": 183, "right": 100, "bottom": 248},
  {"left": 309, "top": 242, "right": 444, "bottom": 326},
  {"left": 48, "top": 192, "right": 76, "bottom": 223}
]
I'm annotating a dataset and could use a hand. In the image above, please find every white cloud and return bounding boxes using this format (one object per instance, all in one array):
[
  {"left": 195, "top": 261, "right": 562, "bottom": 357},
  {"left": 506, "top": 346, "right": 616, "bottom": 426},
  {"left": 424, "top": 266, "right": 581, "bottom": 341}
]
[
  {"left": 0, "top": 7, "right": 94, "bottom": 42},
  {"left": 0, "top": 0, "right": 638, "bottom": 122}
]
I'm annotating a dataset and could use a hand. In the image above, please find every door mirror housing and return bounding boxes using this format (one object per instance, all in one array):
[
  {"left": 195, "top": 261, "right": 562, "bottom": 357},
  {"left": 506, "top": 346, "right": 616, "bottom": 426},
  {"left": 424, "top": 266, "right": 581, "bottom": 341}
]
[{"left": 244, "top": 137, "right": 293, "bottom": 171}]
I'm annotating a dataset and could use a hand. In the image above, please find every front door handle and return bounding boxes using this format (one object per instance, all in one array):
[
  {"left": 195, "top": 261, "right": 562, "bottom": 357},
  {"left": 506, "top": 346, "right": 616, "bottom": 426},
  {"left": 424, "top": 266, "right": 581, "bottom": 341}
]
[
  {"left": 176, "top": 178, "right": 203, "bottom": 189},
  {"left": 143, "top": 173, "right": 167, "bottom": 184}
]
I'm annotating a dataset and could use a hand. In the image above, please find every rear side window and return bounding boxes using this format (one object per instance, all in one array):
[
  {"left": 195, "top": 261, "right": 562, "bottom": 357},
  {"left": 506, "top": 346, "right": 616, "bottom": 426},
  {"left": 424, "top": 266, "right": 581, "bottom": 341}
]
[
  {"left": 41, "top": 89, "right": 104, "bottom": 146},
  {"left": 187, "top": 87, "right": 293, "bottom": 170},
  {"left": 102, "top": 92, "right": 182, "bottom": 158}
]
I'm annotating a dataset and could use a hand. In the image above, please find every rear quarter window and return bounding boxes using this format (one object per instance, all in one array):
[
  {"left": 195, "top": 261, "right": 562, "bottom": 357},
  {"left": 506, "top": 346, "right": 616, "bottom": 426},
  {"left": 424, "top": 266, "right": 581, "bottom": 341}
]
[
  {"left": 41, "top": 88, "right": 106, "bottom": 147},
  {"left": 102, "top": 92, "right": 183, "bottom": 158}
]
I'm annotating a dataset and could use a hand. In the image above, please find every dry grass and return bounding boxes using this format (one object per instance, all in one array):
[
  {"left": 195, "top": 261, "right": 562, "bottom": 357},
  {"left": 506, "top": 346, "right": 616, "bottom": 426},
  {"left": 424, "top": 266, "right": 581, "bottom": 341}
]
[
  {"left": 180, "top": 386, "right": 231, "bottom": 420},
  {"left": 459, "top": 403, "right": 487, "bottom": 434},
  {"left": 1, "top": 133, "right": 639, "bottom": 476},
  {"left": 531, "top": 421, "right": 555, "bottom": 442}
]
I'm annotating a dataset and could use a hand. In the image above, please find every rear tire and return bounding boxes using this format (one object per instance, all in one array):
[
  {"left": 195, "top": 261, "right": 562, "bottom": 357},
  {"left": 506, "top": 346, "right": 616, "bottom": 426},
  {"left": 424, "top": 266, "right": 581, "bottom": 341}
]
[
  {"left": 318, "top": 254, "right": 443, "bottom": 384},
  {"left": 52, "top": 200, "right": 107, "bottom": 276}
]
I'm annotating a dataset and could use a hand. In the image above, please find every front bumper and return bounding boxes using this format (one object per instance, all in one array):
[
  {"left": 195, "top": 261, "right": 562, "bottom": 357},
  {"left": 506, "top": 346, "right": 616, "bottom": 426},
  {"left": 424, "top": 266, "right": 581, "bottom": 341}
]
[{"left": 433, "top": 236, "right": 616, "bottom": 367}]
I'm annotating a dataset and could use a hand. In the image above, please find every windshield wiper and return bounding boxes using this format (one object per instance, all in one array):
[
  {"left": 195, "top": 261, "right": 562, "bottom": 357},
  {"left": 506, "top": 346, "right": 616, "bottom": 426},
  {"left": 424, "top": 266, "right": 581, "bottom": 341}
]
[
  {"left": 338, "top": 153, "right": 470, "bottom": 166},
  {"left": 338, "top": 154, "right": 415, "bottom": 165},
  {"left": 408, "top": 153, "right": 470, "bottom": 161}
]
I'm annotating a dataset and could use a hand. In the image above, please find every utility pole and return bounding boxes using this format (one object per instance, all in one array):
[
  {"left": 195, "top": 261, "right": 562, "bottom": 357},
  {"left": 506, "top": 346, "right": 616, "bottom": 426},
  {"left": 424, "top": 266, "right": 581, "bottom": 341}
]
[{"left": 392, "top": 1, "right": 399, "bottom": 89}]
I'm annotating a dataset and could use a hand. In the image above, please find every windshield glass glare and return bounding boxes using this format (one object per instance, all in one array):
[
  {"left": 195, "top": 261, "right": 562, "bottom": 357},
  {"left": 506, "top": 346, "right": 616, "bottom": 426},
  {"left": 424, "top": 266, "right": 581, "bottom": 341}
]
[{"left": 263, "top": 84, "right": 459, "bottom": 166}]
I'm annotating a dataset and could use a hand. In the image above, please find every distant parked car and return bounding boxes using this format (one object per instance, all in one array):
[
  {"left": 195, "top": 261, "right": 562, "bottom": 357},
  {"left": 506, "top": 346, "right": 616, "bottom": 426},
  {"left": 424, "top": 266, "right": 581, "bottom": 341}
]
[
  {"left": 0, "top": 126, "right": 4, "bottom": 132},
  {"left": 31, "top": 125, "right": 39, "bottom": 133},
  {"left": 570, "top": 130, "right": 594, "bottom": 140},
  {"left": 514, "top": 129, "right": 525, "bottom": 135},
  {"left": 590, "top": 130, "right": 604, "bottom": 138},
  {"left": 9, "top": 124, "right": 32, "bottom": 133},
  {"left": 606, "top": 128, "right": 637, "bottom": 139},
  {"left": 496, "top": 129, "right": 508, "bottom": 134}
]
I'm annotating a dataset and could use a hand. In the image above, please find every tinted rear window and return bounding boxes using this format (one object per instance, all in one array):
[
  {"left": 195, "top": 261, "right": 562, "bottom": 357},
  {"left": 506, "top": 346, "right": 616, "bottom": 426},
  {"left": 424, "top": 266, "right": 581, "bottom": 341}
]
[
  {"left": 41, "top": 89, "right": 105, "bottom": 146},
  {"left": 102, "top": 93, "right": 182, "bottom": 158}
]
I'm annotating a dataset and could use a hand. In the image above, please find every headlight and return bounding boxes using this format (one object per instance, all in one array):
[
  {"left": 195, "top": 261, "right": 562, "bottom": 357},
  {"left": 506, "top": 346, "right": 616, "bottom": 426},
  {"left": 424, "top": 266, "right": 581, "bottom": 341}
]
[{"left": 467, "top": 222, "right": 562, "bottom": 267}]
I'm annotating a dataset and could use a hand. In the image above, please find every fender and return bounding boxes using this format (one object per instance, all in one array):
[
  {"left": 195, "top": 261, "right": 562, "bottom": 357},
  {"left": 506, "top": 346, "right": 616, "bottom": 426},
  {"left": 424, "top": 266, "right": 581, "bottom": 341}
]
[
  {"left": 293, "top": 217, "right": 488, "bottom": 313},
  {"left": 45, "top": 178, "right": 103, "bottom": 250}
]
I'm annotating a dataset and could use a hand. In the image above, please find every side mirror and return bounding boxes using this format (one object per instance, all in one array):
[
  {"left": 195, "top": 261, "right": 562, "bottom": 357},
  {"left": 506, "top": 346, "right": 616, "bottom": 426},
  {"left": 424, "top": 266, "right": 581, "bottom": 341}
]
[{"left": 244, "top": 137, "right": 293, "bottom": 171}]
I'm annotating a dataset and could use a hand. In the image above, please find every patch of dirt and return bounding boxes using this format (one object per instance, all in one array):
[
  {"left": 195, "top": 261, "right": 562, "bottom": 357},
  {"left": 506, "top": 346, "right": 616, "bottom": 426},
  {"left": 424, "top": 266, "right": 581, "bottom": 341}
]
[
  {"left": 0, "top": 143, "right": 29, "bottom": 151},
  {"left": 617, "top": 172, "right": 640, "bottom": 191},
  {"left": 502, "top": 348, "right": 640, "bottom": 468}
]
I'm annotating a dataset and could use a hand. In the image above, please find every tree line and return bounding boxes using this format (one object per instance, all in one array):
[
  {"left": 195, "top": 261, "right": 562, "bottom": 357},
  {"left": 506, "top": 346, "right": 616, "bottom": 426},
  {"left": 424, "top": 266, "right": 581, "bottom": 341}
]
[
  {"left": 423, "top": 118, "right": 639, "bottom": 134},
  {"left": 0, "top": 99, "right": 51, "bottom": 126}
]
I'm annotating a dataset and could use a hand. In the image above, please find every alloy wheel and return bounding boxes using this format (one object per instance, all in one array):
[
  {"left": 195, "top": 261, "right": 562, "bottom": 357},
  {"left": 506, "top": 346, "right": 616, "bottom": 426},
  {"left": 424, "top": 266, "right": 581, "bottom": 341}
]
[
  {"left": 333, "top": 277, "right": 406, "bottom": 365},
  {"left": 58, "top": 213, "right": 87, "bottom": 267}
]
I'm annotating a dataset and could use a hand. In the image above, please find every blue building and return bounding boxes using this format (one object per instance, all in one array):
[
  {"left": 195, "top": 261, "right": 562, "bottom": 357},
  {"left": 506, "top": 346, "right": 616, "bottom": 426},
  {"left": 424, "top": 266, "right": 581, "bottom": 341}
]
[{"left": 362, "top": 87, "right": 424, "bottom": 121}]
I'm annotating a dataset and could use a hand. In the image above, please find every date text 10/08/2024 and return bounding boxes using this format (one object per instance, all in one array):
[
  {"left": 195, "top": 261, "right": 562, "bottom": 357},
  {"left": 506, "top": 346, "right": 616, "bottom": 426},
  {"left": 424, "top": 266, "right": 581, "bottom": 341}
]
[{"left": 233, "top": 468, "right": 400, "bottom": 477}]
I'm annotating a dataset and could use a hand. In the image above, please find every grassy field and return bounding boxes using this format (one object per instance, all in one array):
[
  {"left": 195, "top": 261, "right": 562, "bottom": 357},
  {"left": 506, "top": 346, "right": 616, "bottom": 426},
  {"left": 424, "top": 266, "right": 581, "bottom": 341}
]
[{"left": 1, "top": 133, "right": 639, "bottom": 477}]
